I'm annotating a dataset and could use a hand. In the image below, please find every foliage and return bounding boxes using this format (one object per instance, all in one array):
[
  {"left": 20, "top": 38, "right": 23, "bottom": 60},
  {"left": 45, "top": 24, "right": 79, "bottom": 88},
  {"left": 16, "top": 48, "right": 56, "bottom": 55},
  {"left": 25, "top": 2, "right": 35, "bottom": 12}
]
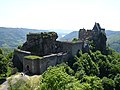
[
  {"left": 73, "top": 52, "right": 99, "bottom": 76},
  {"left": 40, "top": 64, "right": 81, "bottom": 90},
  {"left": 24, "top": 55, "right": 41, "bottom": 59},
  {"left": 8, "top": 48, "right": 120, "bottom": 90},
  {"left": 7, "top": 42, "right": 120, "bottom": 90},
  {"left": 114, "top": 74, "right": 120, "bottom": 90},
  {"left": 81, "top": 75, "right": 104, "bottom": 90},
  {"left": 72, "top": 38, "right": 78, "bottom": 42},
  {"left": 17, "top": 45, "right": 22, "bottom": 49},
  {"left": 102, "top": 77, "right": 115, "bottom": 90},
  {"left": 0, "top": 48, "right": 13, "bottom": 77},
  {"left": 69, "top": 49, "right": 120, "bottom": 89}
]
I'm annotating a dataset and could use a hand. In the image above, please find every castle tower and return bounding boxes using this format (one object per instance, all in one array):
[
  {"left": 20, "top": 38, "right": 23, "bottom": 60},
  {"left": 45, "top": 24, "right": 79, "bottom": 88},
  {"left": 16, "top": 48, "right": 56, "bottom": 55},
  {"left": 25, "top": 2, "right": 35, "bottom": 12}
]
[
  {"left": 78, "top": 28, "right": 86, "bottom": 41},
  {"left": 21, "top": 32, "right": 59, "bottom": 56},
  {"left": 92, "top": 22, "right": 105, "bottom": 34}
]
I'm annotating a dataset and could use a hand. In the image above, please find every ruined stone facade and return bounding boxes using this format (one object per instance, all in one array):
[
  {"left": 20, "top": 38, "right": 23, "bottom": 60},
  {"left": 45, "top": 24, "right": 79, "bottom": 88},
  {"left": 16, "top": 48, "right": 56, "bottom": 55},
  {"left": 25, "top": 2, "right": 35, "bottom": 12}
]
[
  {"left": 23, "top": 53, "right": 68, "bottom": 74},
  {"left": 79, "top": 22, "right": 107, "bottom": 53},
  {"left": 13, "top": 32, "right": 83, "bottom": 74},
  {"left": 79, "top": 29, "right": 93, "bottom": 41},
  {"left": 12, "top": 22, "right": 107, "bottom": 74},
  {"left": 79, "top": 22, "right": 105, "bottom": 41},
  {"left": 21, "top": 32, "right": 60, "bottom": 56}
]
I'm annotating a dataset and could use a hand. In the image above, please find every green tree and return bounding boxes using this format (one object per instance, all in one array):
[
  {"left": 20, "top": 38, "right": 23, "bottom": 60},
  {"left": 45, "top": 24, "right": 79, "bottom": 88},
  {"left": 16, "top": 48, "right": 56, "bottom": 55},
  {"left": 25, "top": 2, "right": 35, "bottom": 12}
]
[
  {"left": 0, "top": 48, "right": 8, "bottom": 77},
  {"left": 81, "top": 75, "right": 104, "bottom": 90},
  {"left": 41, "top": 64, "right": 81, "bottom": 90},
  {"left": 73, "top": 53, "right": 99, "bottom": 76},
  {"left": 0, "top": 48, "right": 13, "bottom": 77},
  {"left": 114, "top": 74, "right": 120, "bottom": 90},
  {"left": 72, "top": 38, "right": 78, "bottom": 42},
  {"left": 0, "top": 48, "right": 4, "bottom": 54},
  {"left": 102, "top": 77, "right": 115, "bottom": 90}
]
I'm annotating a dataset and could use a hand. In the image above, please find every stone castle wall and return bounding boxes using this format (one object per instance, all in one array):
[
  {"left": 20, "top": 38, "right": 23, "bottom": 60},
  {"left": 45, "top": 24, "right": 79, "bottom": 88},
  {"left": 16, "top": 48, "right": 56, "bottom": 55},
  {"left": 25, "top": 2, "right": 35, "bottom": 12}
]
[
  {"left": 13, "top": 32, "right": 83, "bottom": 74},
  {"left": 12, "top": 49, "right": 31, "bottom": 71},
  {"left": 21, "top": 32, "right": 60, "bottom": 56},
  {"left": 12, "top": 22, "right": 107, "bottom": 74},
  {"left": 62, "top": 41, "right": 83, "bottom": 56},
  {"left": 22, "top": 40, "right": 83, "bottom": 74},
  {"left": 23, "top": 52, "right": 68, "bottom": 74},
  {"left": 79, "top": 29, "right": 93, "bottom": 41},
  {"left": 78, "top": 23, "right": 106, "bottom": 42}
]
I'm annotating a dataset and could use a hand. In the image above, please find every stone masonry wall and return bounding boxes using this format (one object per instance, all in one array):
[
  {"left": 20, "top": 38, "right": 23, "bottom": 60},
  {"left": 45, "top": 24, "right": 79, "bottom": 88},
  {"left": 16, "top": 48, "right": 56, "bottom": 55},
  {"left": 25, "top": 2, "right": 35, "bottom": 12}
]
[
  {"left": 12, "top": 49, "right": 31, "bottom": 71},
  {"left": 13, "top": 32, "right": 83, "bottom": 74},
  {"left": 21, "top": 32, "right": 59, "bottom": 56},
  {"left": 23, "top": 58, "right": 40, "bottom": 74},
  {"left": 62, "top": 41, "right": 83, "bottom": 56},
  {"left": 23, "top": 52, "right": 68, "bottom": 74}
]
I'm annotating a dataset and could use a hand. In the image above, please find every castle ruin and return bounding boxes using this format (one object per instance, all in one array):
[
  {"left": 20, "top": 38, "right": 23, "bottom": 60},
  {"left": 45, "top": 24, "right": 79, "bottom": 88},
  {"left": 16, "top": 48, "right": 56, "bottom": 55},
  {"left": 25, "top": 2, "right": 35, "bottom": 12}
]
[
  {"left": 13, "top": 32, "right": 83, "bottom": 74},
  {"left": 12, "top": 22, "right": 107, "bottom": 74},
  {"left": 79, "top": 22, "right": 107, "bottom": 53}
]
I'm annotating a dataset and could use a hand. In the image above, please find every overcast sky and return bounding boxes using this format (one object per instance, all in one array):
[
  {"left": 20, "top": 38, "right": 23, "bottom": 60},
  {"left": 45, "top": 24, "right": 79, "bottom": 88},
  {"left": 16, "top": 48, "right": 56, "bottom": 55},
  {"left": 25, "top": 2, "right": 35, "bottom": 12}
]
[{"left": 0, "top": 0, "right": 120, "bottom": 32}]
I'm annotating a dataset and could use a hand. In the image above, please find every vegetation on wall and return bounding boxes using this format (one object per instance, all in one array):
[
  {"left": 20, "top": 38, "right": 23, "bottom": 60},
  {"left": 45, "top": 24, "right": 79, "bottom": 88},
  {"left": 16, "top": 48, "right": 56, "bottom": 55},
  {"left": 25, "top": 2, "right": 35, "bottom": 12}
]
[{"left": 24, "top": 55, "right": 42, "bottom": 59}]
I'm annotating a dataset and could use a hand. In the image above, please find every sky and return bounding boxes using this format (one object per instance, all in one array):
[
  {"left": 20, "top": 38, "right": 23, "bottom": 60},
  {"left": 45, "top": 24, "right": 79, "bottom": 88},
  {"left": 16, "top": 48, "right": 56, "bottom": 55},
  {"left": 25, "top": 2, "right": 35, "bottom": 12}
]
[{"left": 0, "top": 0, "right": 120, "bottom": 32}]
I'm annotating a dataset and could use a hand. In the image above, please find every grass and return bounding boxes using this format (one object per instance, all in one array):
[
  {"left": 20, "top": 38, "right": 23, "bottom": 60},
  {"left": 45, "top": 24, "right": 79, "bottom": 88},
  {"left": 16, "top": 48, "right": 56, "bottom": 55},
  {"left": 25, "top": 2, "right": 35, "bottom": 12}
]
[{"left": 24, "top": 55, "right": 41, "bottom": 59}]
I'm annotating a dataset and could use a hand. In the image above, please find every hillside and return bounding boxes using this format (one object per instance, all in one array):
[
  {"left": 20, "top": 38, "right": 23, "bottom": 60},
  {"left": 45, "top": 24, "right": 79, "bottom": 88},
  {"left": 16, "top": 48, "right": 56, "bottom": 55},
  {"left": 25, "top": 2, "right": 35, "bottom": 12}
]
[
  {"left": 0, "top": 27, "right": 120, "bottom": 52},
  {"left": 60, "top": 30, "right": 120, "bottom": 52},
  {"left": 0, "top": 27, "right": 67, "bottom": 49},
  {"left": 0, "top": 27, "right": 49, "bottom": 48},
  {"left": 106, "top": 30, "right": 120, "bottom": 52},
  {"left": 60, "top": 31, "right": 78, "bottom": 41}
]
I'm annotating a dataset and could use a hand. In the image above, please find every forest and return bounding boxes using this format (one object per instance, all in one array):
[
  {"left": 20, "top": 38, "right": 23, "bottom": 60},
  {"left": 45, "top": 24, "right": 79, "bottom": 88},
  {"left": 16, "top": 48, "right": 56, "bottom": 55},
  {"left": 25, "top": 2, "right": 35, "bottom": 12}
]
[
  {"left": 0, "top": 48, "right": 13, "bottom": 79},
  {"left": 2, "top": 46, "right": 119, "bottom": 90}
]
